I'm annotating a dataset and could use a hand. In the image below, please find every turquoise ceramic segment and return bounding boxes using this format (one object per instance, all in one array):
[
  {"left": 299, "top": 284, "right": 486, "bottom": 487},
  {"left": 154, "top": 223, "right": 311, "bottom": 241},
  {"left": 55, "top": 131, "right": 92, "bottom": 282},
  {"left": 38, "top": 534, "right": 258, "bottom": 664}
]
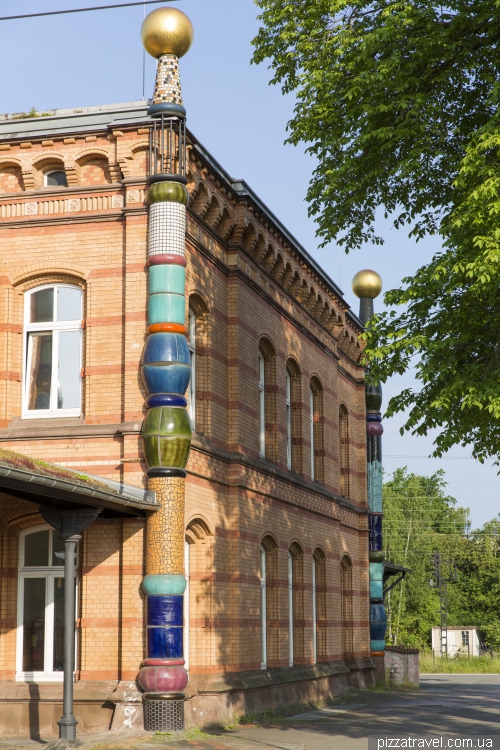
[
  {"left": 370, "top": 639, "right": 386, "bottom": 651},
  {"left": 148, "top": 292, "right": 185, "bottom": 325},
  {"left": 149, "top": 264, "right": 185, "bottom": 295},
  {"left": 370, "top": 562, "right": 384, "bottom": 581},
  {"left": 142, "top": 574, "right": 187, "bottom": 596},
  {"left": 368, "top": 461, "right": 383, "bottom": 513},
  {"left": 370, "top": 580, "right": 384, "bottom": 599}
]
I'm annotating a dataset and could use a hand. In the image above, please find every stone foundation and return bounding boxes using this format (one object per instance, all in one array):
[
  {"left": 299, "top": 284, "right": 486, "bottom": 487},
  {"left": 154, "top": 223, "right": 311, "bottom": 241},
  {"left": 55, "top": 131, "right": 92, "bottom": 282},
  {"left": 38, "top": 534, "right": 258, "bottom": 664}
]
[
  {"left": 0, "top": 662, "right": 376, "bottom": 737},
  {"left": 0, "top": 681, "right": 142, "bottom": 739}
]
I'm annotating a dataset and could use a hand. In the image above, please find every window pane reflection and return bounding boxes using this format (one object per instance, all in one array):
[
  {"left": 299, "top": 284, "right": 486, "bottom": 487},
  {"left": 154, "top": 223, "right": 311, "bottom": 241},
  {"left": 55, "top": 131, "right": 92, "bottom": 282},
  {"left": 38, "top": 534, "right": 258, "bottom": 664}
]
[
  {"left": 53, "top": 578, "right": 65, "bottom": 671},
  {"left": 22, "top": 578, "right": 46, "bottom": 672},
  {"left": 52, "top": 532, "right": 65, "bottom": 566},
  {"left": 57, "top": 287, "right": 81, "bottom": 322},
  {"left": 46, "top": 171, "right": 68, "bottom": 187},
  {"left": 27, "top": 333, "right": 52, "bottom": 410},
  {"left": 24, "top": 530, "right": 49, "bottom": 567},
  {"left": 57, "top": 331, "right": 81, "bottom": 409},
  {"left": 30, "top": 288, "right": 54, "bottom": 323}
]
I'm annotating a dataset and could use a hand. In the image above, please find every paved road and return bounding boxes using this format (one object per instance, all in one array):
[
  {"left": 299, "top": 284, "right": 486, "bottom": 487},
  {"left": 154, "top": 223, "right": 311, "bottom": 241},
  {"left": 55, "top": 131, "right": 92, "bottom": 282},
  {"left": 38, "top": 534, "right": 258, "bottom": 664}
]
[
  {"left": 2, "top": 675, "right": 500, "bottom": 749},
  {"left": 228, "top": 675, "right": 500, "bottom": 750}
]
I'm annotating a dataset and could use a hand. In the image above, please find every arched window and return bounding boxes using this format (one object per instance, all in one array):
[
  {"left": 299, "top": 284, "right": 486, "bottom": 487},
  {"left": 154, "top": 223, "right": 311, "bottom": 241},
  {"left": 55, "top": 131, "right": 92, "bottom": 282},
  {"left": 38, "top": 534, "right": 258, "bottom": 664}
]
[
  {"left": 44, "top": 170, "right": 68, "bottom": 187},
  {"left": 310, "top": 378, "right": 324, "bottom": 483},
  {"left": 184, "top": 540, "right": 190, "bottom": 672},
  {"left": 188, "top": 294, "right": 209, "bottom": 436},
  {"left": 260, "top": 545, "right": 267, "bottom": 669},
  {"left": 312, "top": 556, "right": 316, "bottom": 664},
  {"left": 23, "top": 285, "right": 83, "bottom": 417},
  {"left": 17, "top": 526, "right": 78, "bottom": 679},
  {"left": 313, "top": 549, "right": 327, "bottom": 663},
  {"left": 188, "top": 308, "right": 196, "bottom": 429},
  {"left": 258, "top": 339, "right": 277, "bottom": 462},
  {"left": 286, "top": 371, "right": 292, "bottom": 469},
  {"left": 309, "top": 388, "right": 315, "bottom": 480},
  {"left": 341, "top": 555, "right": 354, "bottom": 658},
  {"left": 286, "top": 359, "right": 301, "bottom": 473},
  {"left": 185, "top": 518, "right": 213, "bottom": 676},
  {"left": 261, "top": 535, "right": 279, "bottom": 669},
  {"left": 339, "top": 405, "right": 350, "bottom": 497},
  {"left": 288, "top": 542, "right": 304, "bottom": 666},
  {"left": 288, "top": 550, "right": 294, "bottom": 666},
  {"left": 259, "top": 351, "right": 265, "bottom": 457}
]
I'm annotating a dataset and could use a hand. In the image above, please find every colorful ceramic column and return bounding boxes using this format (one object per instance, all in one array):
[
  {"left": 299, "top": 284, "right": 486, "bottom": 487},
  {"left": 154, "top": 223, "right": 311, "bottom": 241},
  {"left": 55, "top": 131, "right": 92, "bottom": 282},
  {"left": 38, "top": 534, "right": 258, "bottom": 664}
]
[
  {"left": 351, "top": 270, "right": 387, "bottom": 657},
  {"left": 138, "top": 7, "right": 194, "bottom": 732}
]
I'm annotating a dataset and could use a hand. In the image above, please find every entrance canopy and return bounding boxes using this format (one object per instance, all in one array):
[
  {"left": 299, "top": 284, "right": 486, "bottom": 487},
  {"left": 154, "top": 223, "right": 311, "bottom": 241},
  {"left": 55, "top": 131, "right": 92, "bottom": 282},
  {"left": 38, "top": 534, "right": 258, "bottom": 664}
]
[{"left": 0, "top": 448, "right": 158, "bottom": 519}]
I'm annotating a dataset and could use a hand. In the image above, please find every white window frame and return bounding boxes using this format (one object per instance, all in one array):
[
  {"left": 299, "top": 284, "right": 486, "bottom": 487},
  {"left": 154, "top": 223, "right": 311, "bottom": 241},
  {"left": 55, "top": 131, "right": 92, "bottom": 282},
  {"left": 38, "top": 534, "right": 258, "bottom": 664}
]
[
  {"left": 184, "top": 541, "right": 190, "bottom": 675},
  {"left": 286, "top": 371, "right": 292, "bottom": 470},
  {"left": 259, "top": 352, "right": 265, "bottom": 458},
  {"left": 288, "top": 551, "right": 293, "bottom": 667},
  {"left": 310, "top": 388, "right": 315, "bottom": 481},
  {"left": 16, "top": 525, "right": 78, "bottom": 682},
  {"left": 44, "top": 170, "right": 67, "bottom": 187},
  {"left": 312, "top": 557, "right": 317, "bottom": 665},
  {"left": 260, "top": 545, "right": 267, "bottom": 670},
  {"left": 22, "top": 284, "right": 83, "bottom": 419},
  {"left": 188, "top": 309, "right": 196, "bottom": 430}
]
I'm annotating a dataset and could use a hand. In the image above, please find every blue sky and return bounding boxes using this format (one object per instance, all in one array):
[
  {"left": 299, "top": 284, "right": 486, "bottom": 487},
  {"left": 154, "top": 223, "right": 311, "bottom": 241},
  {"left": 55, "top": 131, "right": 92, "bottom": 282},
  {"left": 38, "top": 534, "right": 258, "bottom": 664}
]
[{"left": 2, "top": 0, "right": 499, "bottom": 528}]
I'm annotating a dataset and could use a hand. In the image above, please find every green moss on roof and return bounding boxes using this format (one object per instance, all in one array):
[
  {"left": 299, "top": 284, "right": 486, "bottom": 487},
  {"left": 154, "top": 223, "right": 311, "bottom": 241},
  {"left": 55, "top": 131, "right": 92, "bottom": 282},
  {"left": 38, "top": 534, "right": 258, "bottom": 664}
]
[{"left": 0, "top": 448, "right": 110, "bottom": 492}]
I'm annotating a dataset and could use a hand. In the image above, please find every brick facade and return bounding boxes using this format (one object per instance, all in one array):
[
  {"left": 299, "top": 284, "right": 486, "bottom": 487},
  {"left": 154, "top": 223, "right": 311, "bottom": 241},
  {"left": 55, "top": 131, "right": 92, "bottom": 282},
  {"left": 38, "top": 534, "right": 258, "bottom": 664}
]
[{"left": 0, "top": 103, "right": 372, "bottom": 724}]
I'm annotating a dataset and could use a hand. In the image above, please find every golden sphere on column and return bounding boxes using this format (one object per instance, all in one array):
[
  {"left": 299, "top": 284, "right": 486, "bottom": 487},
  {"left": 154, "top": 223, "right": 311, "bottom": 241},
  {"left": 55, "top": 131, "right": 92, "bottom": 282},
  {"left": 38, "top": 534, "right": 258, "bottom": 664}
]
[
  {"left": 352, "top": 269, "right": 383, "bottom": 299},
  {"left": 141, "top": 7, "right": 194, "bottom": 59}
]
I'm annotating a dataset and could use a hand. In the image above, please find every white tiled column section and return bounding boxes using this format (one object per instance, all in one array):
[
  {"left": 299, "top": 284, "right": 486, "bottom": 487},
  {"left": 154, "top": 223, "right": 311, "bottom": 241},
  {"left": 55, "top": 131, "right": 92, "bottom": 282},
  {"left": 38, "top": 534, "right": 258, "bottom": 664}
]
[{"left": 148, "top": 202, "right": 186, "bottom": 257}]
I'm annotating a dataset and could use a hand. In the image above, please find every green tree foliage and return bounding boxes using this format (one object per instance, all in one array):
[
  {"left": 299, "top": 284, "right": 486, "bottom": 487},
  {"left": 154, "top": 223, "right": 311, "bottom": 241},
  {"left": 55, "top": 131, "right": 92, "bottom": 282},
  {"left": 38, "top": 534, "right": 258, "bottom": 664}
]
[
  {"left": 451, "top": 518, "right": 500, "bottom": 632},
  {"left": 383, "top": 468, "right": 467, "bottom": 648},
  {"left": 383, "top": 469, "right": 500, "bottom": 650},
  {"left": 252, "top": 1, "right": 500, "bottom": 459}
]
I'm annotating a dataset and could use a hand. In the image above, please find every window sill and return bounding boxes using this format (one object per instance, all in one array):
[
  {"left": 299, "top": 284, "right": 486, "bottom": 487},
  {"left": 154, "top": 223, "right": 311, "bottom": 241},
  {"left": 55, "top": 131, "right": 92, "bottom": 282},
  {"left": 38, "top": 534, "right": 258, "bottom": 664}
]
[
  {"left": 15, "top": 672, "right": 74, "bottom": 683},
  {"left": 21, "top": 411, "right": 82, "bottom": 421}
]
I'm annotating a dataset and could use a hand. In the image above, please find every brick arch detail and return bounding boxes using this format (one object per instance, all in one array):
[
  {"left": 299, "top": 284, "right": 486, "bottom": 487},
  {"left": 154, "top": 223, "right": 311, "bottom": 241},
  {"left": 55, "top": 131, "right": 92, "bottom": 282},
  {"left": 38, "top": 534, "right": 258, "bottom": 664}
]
[{"left": 9, "top": 262, "right": 91, "bottom": 287}]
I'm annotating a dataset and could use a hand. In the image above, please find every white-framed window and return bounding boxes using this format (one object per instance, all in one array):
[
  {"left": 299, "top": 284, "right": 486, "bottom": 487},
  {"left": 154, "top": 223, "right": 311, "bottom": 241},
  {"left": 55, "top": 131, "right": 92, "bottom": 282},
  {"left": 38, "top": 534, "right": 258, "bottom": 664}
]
[
  {"left": 310, "top": 388, "right": 315, "bottom": 481},
  {"left": 44, "top": 170, "right": 68, "bottom": 188},
  {"left": 462, "top": 630, "right": 469, "bottom": 647},
  {"left": 16, "top": 525, "right": 77, "bottom": 682},
  {"left": 312, "top": 557, "right": 317, "bottom": 665},
  {"left": 259, "top": 352, "right": 265, "bottom": 457},
  {"left": 288, "top": 551, "right": 293, "bottom": 667},
  {"left": 286, "top": 371, "right": 292, "bottom": 470},
  {"left": 188, "top": 308, "right": 196, "bottom": 430},
  {"left": 23, "top": 285, "right": 83, "bottom": 418},
  {"left": 260, "top": 545, "right": 267, "bottom": 670},
  {"left": 184, "top": 541, "right": 190, "bottom": 674}
]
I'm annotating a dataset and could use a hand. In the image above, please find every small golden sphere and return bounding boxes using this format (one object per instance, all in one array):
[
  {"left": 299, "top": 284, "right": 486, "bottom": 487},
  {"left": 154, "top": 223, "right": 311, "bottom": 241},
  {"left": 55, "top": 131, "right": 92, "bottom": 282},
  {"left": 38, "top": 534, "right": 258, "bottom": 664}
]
[
  {"left": 352, "top": 269, "right": 383, "bottom": 299},
  {"left": 141, "top": 7, "right": 194, "bottom": 59}
]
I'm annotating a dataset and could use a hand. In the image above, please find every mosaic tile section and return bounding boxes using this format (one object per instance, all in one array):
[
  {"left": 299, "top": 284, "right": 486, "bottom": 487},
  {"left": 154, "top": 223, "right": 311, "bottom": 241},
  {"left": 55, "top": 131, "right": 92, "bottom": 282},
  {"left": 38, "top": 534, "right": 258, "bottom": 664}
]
[
  {"left": 148, "top": 203, "right": 186, "bottom": 257},
  {"left": 146, "top": 476, "right": 185, "bottom": 576},
  {"left": 153, "top": 54, "right": 183, "bottom": 106}
]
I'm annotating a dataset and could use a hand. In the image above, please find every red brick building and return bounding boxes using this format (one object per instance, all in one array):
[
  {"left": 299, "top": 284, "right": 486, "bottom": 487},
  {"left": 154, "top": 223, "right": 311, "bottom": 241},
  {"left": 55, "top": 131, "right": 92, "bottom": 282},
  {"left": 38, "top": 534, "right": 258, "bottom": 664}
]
[{"left": 0, "top": 100, "right": 373, "bottom": 736}]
